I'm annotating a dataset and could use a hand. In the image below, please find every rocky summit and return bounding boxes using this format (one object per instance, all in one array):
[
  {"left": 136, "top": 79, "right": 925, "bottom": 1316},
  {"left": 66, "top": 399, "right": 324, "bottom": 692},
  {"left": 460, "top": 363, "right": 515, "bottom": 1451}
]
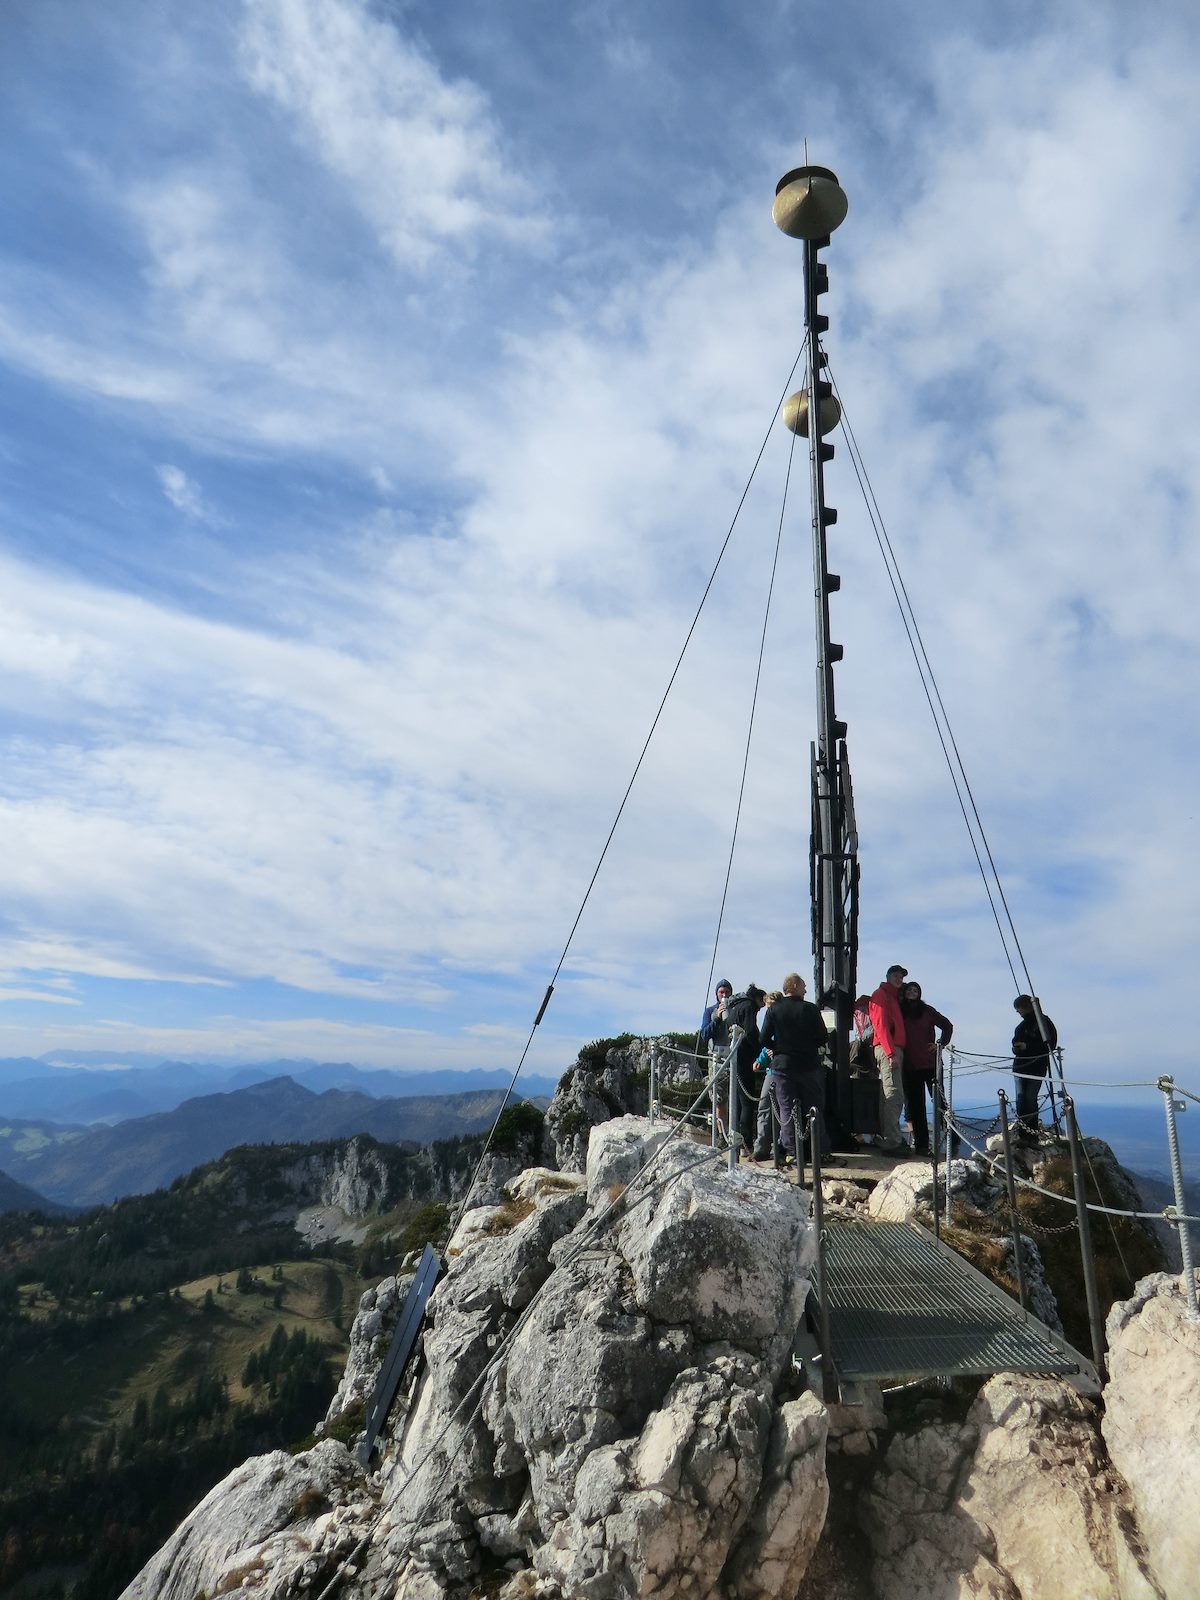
[{"left": 119, "top": 1049, "right": 1200, "bottom": 1600}]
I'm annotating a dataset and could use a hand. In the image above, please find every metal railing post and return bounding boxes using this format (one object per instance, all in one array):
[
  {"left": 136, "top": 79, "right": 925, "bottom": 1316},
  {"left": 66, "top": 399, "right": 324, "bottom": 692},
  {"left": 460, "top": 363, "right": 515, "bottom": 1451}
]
[
  {"left": 1064, "top": 1095, "right": 1107, "bottom": 1377},
  {"left": 793, "top": 1111, "right": 803, "bottom": 1185},
  {"left": 709, "top": 1043, "right": 719, "bottom": 1148},
  {"left": 807, "top": 1109, "right": 834, "bottom": 1400},
  {"left": 728, "top": 1027, "right": 741, "bottom": 1169},
  {"left": 945, "top": 1048, "right": 955, "bottom": 1229},
  {"left": 931, "top": 1095, "right": 941, "bottom": 1241},
  {"left": 1048, "top": 1047, "right": 1064, "bottom": 1137},
  {"left": 997, "top": 1090, "right": 1029, "bottom": 1313},
  {"left": 649, "top": 1044, "right": 658, "bottom": 1125},
  {"left": 1159, "top": 1075, "right": 1199, "bottom": 1320}
]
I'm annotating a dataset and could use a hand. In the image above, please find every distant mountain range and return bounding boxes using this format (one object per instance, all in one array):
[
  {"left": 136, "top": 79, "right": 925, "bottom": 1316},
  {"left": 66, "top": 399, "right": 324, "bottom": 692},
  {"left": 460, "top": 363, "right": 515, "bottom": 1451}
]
[
  {"left": 0, "top": 1055, "right": 561, "bottom": 1126},
  {"left": 0, "top": 1075, "right": 527, "bottom": 1208}
]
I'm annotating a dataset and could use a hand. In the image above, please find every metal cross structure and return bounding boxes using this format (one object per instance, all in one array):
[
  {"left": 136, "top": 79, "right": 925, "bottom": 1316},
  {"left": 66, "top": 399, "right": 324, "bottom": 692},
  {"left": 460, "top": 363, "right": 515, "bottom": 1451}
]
[{"left": 773, "top": 167, "right": 861, "bottom": 1135}]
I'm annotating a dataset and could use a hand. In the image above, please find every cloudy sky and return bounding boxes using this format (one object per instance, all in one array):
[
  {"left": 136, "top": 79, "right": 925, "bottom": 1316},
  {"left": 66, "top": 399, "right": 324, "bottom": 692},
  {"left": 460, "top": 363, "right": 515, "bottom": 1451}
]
[{"left": 0, "top": 0, "right": 1196, "bottom": 1105}]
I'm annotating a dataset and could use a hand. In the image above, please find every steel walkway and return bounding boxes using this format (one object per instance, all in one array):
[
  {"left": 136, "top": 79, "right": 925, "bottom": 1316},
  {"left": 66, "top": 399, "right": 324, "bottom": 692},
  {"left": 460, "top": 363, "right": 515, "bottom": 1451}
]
[{"left": 819, "top": 1216, "right": 1100, "bottom": 1388}]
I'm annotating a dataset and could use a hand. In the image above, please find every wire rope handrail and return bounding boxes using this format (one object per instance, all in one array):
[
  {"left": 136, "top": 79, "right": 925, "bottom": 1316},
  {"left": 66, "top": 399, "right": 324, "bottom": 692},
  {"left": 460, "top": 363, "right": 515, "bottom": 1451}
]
[
  {"left": 941, "top": 1108, "right": 1200, "bottom": 1226},
  {"left": 949, "top": 1046, "right": 1191, "bottom": 1093},
  {"left": 447, "top": 346, "right": 808, "bottom": 1230}
]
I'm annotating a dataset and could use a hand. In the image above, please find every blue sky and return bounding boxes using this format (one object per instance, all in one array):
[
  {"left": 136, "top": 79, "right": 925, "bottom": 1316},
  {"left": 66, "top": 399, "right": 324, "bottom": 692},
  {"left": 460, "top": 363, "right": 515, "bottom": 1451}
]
[{"left": 0, "top": 0, "right": 1198, "bottom": 1109}]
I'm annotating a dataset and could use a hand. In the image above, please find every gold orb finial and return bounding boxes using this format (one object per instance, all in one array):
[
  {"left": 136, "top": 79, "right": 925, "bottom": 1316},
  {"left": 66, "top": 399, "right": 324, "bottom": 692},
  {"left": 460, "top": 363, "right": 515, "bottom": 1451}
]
[
  {"left": 773, "top": 165, "right": 848, "bottom": 240},
  {"left": 783, "top": 389, "right": 841, "bottom": 438}
]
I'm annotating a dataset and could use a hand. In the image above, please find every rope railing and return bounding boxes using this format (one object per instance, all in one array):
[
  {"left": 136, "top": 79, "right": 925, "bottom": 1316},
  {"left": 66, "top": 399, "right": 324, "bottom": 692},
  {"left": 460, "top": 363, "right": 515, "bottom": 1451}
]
[
  {"left": 940, "top": 1107, "right": 1200, "bottom": 1226},
  {"left": 948, "top": 1044, "right": 1191, "bottom": 1094},
  {"left": 647, "top": 1032, "right": 1198, "bottom": 1324}
]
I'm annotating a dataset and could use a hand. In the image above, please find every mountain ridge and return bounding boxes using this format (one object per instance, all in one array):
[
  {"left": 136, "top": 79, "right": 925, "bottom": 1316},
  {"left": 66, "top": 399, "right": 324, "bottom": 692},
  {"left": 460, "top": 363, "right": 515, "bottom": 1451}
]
[
  {"left": 2, "top": 1075, "right": 530, "bottom": 1207},
  {"left": 0, "top": 1056, "right": 560, "bottom": 1125}
]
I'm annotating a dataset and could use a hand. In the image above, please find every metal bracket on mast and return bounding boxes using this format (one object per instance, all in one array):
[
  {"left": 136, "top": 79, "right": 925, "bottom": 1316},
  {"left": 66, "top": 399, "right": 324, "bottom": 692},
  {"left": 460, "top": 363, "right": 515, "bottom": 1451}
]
[{"left": 774, "top": 166, "right": 861, "bottom": 1137}]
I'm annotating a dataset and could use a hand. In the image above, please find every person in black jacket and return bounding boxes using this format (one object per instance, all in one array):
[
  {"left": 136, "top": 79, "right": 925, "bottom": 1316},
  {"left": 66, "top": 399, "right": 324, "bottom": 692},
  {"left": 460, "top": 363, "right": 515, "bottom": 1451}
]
[
  {"left": 723, "top": 984, "right": 765, "bottom": 1151},
  {"left": 760, "top": 973, "right": 841, "bottom": 1166},
  {"left": 1012, "top": 995, "right": 1058, "bottom": 1142}
]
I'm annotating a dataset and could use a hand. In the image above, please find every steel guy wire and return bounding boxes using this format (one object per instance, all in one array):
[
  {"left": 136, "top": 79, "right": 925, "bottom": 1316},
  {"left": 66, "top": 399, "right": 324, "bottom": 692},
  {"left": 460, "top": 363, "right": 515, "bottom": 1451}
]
[
  {"left": 825, "top": 362, "right": 1021, "bottom": 995},
  {"left": 701, "top": 413, "right": 797, "bottom": 1028},
  {"left": 1080, "top": 1135, "right": 1135, "bottom": 1290},
  {"left": 452, "top": 346, "right": 806, "bottom": 1226},
  {"left": 832, "top": 368, "right": 1040, "bottom": 1000}
]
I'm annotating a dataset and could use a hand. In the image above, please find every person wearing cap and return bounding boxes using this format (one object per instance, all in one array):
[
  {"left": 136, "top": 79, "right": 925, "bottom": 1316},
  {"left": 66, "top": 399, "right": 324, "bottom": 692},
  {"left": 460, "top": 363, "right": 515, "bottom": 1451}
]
[
  {"left": 869, "top": 964, "right": 910, "bottom": 1157},
  {"left": 700, "top": 979, "right": 733, "bottom": 1051},
  {"left": 1012, "top": 995, "right": 1058, "bottom": 1143}
]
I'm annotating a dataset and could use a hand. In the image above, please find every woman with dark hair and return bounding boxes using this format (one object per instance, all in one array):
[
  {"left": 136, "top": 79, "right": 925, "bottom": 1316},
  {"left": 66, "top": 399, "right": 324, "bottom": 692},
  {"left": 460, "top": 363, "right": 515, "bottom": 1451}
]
[{"left": 899, "top": 981, "right": 955, "bottom": 1158}]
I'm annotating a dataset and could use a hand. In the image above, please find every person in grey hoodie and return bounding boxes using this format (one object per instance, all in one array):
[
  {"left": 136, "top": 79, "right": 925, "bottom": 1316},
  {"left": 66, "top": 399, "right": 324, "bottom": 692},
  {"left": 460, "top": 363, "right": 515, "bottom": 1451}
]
[{"left": 699, "top": 979, "right": 733, "bottom": 1050}]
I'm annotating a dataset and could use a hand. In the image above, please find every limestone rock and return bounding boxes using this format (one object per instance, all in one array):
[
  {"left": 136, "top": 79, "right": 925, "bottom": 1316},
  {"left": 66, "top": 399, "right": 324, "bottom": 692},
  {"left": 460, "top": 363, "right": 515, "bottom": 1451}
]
[
  {"left": 374, "top": 1181, "right": 594, "bottom": 1592},
  {"left": 119, "top": 1441, "right": 369, "bottom": 1600},
  {"left": 583, "top": 1116, "right": 677, "bottom": 1211},
  {"left": 544, "top": 1038, "right": 674, "bottom": 1172},
  {"left": 603, "top": 1125, "right": 815, "bottom": 1375},
  {"left": 822, "top": 1177, "right": 871, "bottom": 1213},
  {"left": 867, "top": 1158, "right": 999, "bottom": 1224},
  {"left": 864, "top": 1372, "right": 1158, "bottom": 1600},
  {"left": 1103, "top": 1272, "right": 1200, "bottom": 1600},
  {"left": 824, "top": 1382, "right": 887, "bottom": 1458},
  {"left": 1000, "top": 1233, "right": 1063, "bottom": 1333},
  {"left": 325, "top": 1271, "right": 414, "bottom": 1428},
  {"left": 370, "top": 1117, "right": 821, "bottom": 1599},
  {"left": 722, "top": 1392, "right": 829, "bottom": 1599},
  {"left": 534, "top": 1352, "right": 774, "bottom": 1598}
]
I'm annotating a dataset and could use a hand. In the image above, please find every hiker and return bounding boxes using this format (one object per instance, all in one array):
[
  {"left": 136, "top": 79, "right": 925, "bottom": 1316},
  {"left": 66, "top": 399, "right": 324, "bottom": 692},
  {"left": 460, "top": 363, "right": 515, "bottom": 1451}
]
[
  {"left": 1012, "top": 995, "right": 1058, "bottom": 1143},
  {"left": 869, "top": 964, "right": 910, "bottom": 1157},
  {"left": 752, "top": 990, "right": 782, "bottom": 1159},
  {"left": 699, "top": 979, "right": 733, "bottom": 1050},
  {"left": 759, "top": 973, "right": 841, "bottom": 1168},
  {"left": 723, "top": 984, "right": 766, "bottom": 1151},
  {"left": 899, "top": 981, "right": 955, "bottom": 1157}
]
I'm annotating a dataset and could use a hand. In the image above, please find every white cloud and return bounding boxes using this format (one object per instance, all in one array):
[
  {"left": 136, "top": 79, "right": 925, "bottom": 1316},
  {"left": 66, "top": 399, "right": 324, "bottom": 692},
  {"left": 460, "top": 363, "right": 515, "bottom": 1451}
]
[
  {"left": 0, "top": 987, "right": 80, "bottom": 1007},
  {"left": 237, "top": 0, "right": 548, "bottom": 270},
  {"left": 157, "top": 464, "right": 209, "bottom": 519},
  {"left": 0, "top": 1012, "right": 571, "bottom": 1072},
  {"left": 0, "top": 3, "right": 1197, "bottom": 1091}
]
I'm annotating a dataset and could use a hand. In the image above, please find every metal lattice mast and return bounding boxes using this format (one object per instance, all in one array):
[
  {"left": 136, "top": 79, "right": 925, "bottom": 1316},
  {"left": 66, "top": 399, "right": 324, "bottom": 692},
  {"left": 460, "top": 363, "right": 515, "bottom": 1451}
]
[{"left": 773, "top": 166, "right": 861, "bottom": 1134}]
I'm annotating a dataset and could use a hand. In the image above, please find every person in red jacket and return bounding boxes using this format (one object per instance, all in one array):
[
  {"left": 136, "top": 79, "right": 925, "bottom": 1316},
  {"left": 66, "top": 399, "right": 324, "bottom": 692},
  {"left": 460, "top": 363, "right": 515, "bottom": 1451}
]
[
  {"left": 869, "top": 964, "right": 909, "bottom": 1157},
  {"left": 899, "top": 981, "right": 954, "bottom": 1157}
]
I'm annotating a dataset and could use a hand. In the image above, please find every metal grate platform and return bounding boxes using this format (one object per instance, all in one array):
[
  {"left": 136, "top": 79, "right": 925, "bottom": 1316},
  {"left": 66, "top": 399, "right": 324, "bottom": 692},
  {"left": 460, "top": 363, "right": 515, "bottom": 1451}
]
[{"left": 821, "top": 1217, "right": 1097, "bottom": 1384}]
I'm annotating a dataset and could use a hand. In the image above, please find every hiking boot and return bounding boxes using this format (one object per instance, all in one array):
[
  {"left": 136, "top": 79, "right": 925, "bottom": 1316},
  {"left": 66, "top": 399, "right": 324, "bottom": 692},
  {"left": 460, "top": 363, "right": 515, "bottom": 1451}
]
[{"left": 882, "top": 1142, "right": 912, "bottom": 1160}]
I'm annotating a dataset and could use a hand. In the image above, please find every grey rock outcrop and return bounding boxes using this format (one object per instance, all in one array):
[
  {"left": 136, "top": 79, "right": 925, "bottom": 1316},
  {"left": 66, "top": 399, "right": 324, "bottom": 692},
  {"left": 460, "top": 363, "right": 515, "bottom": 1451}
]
[
  {"left": 864, "top": 1372, "right": 1160, "bottom": 1600},
  {"left": 544, "top": 1037, "right": 701, "bottom": 1172},
  {"left": 116, "top": 1057, "right": 1200, "bottom": 1600},
  {"left": 120, "top": 1441, "right": 371, "bottom": 1600},
  {"left": 1000, "top": 1233, "right": 1063, "bottom": 1333},
  {"left": 370, "top": 1118, "right": 819, "bottom": 1598},
  {"left": 867, "top": 1157, "right": 1001, "bottom": 1224},
  {"left": 324, "top": 1271, "right": 414, "bottom": 1429},
  {"left": 1103, "top": 1272, "right": 1200, "bottom": 1600}
]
